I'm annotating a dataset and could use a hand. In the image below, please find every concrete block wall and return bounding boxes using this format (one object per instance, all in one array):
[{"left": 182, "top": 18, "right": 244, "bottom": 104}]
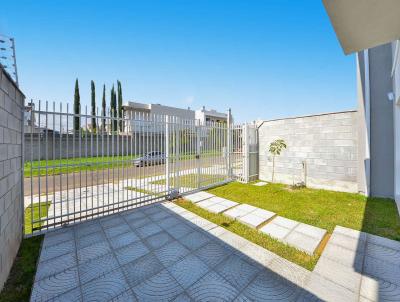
[
  {"left": 258, "top": 111, "right": 359, "bottom": 193},
  {"left": 0, "top": 66, "right": 24, "bottom": 290}
]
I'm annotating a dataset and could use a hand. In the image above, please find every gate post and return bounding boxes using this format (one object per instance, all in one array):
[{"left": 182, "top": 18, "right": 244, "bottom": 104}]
[
  {"left": 243, "top": 123, "right": 248, "bottom": 183},
  {"left": 196, "top": 122, "right": 201, "bottom": 188},
  {"left": 165, "top": 115, "right": 170, "bottom": 192},
  {"left": 227, "top": 108, "right": 232, "bottom": 179}
]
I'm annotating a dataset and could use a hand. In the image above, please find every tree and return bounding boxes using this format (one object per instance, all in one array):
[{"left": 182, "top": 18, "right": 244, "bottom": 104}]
[
  {"left": 117, "top": 80, "right": 123, "bottom": 131},
  {"left": 101, "top": 84, "right": 106, "bottom": 132},
  {"left": 73, "top": 78, "right": 80, "bottom": 131},
  {"left": 269, "top": 139, "right": 287, "bottom": 182},
  {"left": 91, "top": 80, "right": 96, "bottom": 132},
  {"left": 110, "top": 85, "right": 117, "bottom": 131}
]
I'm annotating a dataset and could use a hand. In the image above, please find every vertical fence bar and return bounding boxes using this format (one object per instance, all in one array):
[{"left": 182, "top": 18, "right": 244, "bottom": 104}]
[{"left": 165, "top": 115, "right": 170, "bottom": 193}]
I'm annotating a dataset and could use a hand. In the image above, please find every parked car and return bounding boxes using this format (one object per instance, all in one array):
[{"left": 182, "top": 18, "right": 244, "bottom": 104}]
[{"left": 134, "top": 151, "right": 166, "bottom": 167}]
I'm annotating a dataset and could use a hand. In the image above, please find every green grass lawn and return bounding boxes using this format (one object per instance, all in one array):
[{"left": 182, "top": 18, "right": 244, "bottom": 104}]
[
  {"left": 0, "top": 236, "right": 43, "bottom": 302},
  {"left": 151, "top": 174, "right": 226, "bottom": 188},
  {"left": 207, "top": 182, "right": 400, "bottom": 241},
  {"left": 24, "top": 202, "right": 51, "bottom": 235},
  {"left": 175, "top": 199, "right": 319, "bottom": 270},
  {"left": 24, "top": 155, "right": 138, "bottom": 177}
]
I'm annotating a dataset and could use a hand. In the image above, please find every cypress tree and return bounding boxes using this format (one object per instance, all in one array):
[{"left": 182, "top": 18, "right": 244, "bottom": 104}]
[
  {"left": 73, "top": 78, "right": 80, "bottom": 131},
  {"left": 110, "top": 85, "right": 117, "bottom": 131},
  {"left": 101, "top": 84, "right": 106, "bottom": 132},
  {"left": 117, "top": 80, "right": 123, "bottom": 131},
  {"left": 91, "top": 80, "right": 96, "bottom": 132}
]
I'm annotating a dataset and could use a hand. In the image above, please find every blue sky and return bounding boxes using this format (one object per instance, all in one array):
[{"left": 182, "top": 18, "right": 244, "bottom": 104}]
[{"left": 1, "top": 0, "right": 356, "bottom": 122}]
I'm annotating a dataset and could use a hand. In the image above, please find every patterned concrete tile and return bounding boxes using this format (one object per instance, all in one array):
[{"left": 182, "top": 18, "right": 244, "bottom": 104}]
[
  {"left": 179, "top": 231, "right": 211, "bottom": 251},
  {"left": 154, "top": 241, "right": 190, "bottom": 267},
  {"left": 81, "top": 268, "right": 130, "bottom": 302},
  {"left": 115, "top": 241, "right": 150, "bottom": 265},
  {"left": 187, "top": 271, "right": 239, "bottom": 302},
  {"left": 109, "top": 231, "right": 140, "bottom": 250},
  {"left": 122, "top": 210, "right": 146, "bottom": 222},
  {"left": 364, "top": 256, "right": 400, "bottom": 286},
  {"left": 50, "top": 286, "right": 82, "bottom": 302},
  {"left": 367, "top": 233, "right": 400, "bottom": 252},
  {"left": 99, "top": 215, "right": 126, "bottom": 229},
  {"left": 136, "top": 223, "right": 163, "bottom": 239},
  {"left": 172, "top": 293, "right": 192, "bottom": 302},
  {"left": 366, "top": 242, "right": 400, "bottom": 266},
  {"left": 110, "top": 289, "right": 138, "bottom": 302},
  {"left": 195, "top": 242, "right": 232, "bottom": 268},
  {"left": 104, "top": 223, "right": 131, "bottom": 238},
  {"left": 166, "top": 223, "right": 193, "bottom": 239},
  {"left": 149, "top": 210, "right": 171, "bottom": 221},
  {"left": 76, "top": 231, "right": 106, "bottom": 249},
  {"left": 31, "top": 267, "right": 79, "bottom": 302},
  {"left": 132, "top": 269, "right": 184, "bottom": 301},
  {"left": 215, "top": 254, "right": 260, "bottom": 291},
  {"left": 259, "top": 223, "right": 291, "bottom": 240},
  {"left": 79, "top": 253, "right": 119, "bottom": 284},
  {"left": 77, "top": 241, "right": 111, "bottom": 264},
  {"left": 157, "top": 216, "right": 181, "bottom": 229},
  {"left": 145, "top": 231, "right": 174, "bottom": 249},
  {"left": 240, "top": 270, "right": 301, "bottom": 302},
  {"left": 126, "top": 216, "right": 151, "bottom": 229},
  {"left": 360, "top": 275, "right": 400, "bottom": 302},
  {"left": 75, "top": 221, "right": 103, "bottom": 238},
  {"left": 42, "top": 230, "right": 75, "bottom": 248},
  {"left": 40, "top": 240, "right": 76, "bottom": 262},
  {"left": 168, "top": 254, "right": 210, "bottom": 289},
  {"left": 122, "top": 254, "right": 164, "bottom": 287},
  {"left": 35, "top": 252, "right": 77, "bottom": 281}
]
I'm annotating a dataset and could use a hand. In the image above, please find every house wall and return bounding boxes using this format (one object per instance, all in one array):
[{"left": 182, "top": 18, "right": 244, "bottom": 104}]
[
  {"left": 258, "top": 111, "right": 359, "bottom": 193},
  {"left": 357, "top": 44, "right": 395, "bottom": 199},
  {"left": 391, "top": 41, "right": 400, "bottom": 211},
  {"left": 0, "top": 66, "right": 24, "bottom": 290}
]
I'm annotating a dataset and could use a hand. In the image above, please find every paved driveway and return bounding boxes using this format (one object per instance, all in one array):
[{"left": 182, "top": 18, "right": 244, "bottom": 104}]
[{"left": 30, "top": 202, "right": 316, "bottom": 302}]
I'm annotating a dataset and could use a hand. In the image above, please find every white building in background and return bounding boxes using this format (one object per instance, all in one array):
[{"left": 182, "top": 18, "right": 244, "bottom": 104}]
[
  {"left": 195, "top": 106, "right": 229, "bottom": 124},
  {"left": 122, "top": 101, "right": 229, "bottom": 133}
]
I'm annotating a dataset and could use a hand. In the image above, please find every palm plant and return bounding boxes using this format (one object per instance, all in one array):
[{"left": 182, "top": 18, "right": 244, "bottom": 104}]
[{"left": 269, "top": 139, "right": 287, "bottom": 182}]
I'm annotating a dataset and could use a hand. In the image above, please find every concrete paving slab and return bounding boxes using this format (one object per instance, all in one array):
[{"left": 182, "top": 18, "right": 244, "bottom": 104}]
[
  {"left": 253, "top": 181, "right": 267, "bottom": 186},
  {"left": 223, "top": 207, "right": 248, "bottom": 219},
  {"left": 314, "top": 256, "right": 363, "bottom": 293},
  {"left": 239, "top": 213, "right": 270, "bottom": 228},
  {"left": 272, "top": 216, "right": 300, "bottom": 229},
  {"left": 252, "top": 208, "right": 276, "bottom": 220},
  {"left": 295, "top": 223, "right": 327, "bottom": 239},
  {"left": 184, "top": 191, "right": 215, "bottom": 203},
  {"left": 259, "top": 222, "right": 291, "bottom": 240},
  {"left": 284, "top": 231, "right": 322, "bottom": 255}
]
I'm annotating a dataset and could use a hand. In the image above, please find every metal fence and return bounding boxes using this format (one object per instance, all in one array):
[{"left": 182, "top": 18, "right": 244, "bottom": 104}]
[{"left": 24, "top": 101, "right": 256, "bottom": 235}]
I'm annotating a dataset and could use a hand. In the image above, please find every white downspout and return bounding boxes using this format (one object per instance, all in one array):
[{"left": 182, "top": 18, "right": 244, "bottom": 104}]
[{"left": 364, "top": 49, "right": 371, "bottom": 196}]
